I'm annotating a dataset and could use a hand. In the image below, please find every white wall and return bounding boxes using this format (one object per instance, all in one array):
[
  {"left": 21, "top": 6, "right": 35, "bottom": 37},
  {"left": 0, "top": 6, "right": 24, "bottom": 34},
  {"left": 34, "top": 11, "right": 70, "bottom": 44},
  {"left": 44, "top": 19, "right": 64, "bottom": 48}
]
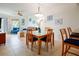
[{"left": 40, "top": 4, "right": 79, "bottom": 40}]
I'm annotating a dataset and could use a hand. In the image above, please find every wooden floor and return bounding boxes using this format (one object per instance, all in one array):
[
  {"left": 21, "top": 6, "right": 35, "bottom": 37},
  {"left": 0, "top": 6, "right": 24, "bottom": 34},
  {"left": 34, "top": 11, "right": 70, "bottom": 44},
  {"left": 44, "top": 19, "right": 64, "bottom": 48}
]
[{"left": 0, "top": 34, "right": 79, "bottom": 56}]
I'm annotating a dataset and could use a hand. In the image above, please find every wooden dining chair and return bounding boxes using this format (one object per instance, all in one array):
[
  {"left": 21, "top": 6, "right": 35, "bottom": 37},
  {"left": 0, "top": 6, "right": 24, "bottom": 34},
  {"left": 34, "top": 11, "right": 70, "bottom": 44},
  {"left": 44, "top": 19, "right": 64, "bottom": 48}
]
[
  {"left": 46, "top": 32, "right": 54, "bottom": 51},
  {"left": 26, "top": 29, "right": 38, "bottom": 51},
  {"left": 60, "top": 28, "right": 79, "bottom": 56},
  {"left": 41, "top": 29, "right": 54, "bottom": 51},
  {"left": 67, "top": 27, "right": 72, "bottom": 36},
  {"left": 47, "top": 29, "right": 54, "bottom": 46}
]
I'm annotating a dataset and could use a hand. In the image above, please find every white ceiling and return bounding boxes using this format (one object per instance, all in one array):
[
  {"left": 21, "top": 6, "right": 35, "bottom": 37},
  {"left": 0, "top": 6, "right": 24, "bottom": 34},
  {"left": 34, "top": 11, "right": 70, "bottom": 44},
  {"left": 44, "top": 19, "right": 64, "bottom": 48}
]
[{"left": 0, "top": 3, "right": 77, "bottom": 17}]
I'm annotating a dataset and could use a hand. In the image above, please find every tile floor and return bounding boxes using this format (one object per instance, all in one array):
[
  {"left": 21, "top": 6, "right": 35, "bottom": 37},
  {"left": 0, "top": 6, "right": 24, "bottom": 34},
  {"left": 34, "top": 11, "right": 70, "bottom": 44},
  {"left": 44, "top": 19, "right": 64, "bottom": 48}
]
[{"left": 0, "top": 34, "right": 78, "bottom": 56}]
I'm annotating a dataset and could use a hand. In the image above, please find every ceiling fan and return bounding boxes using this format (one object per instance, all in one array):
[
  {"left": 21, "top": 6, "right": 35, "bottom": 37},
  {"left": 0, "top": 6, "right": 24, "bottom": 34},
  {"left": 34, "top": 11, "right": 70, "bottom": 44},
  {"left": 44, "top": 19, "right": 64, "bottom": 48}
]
[{"left": 17, "top": 10, "right": 23, "bottom": 16}]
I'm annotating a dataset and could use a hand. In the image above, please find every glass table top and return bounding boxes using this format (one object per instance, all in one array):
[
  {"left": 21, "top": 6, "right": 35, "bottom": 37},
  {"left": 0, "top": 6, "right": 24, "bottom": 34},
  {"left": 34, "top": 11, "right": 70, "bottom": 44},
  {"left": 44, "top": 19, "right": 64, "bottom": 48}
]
[{"left": 33, "top": 30, "right": 46, "bottom": 36}]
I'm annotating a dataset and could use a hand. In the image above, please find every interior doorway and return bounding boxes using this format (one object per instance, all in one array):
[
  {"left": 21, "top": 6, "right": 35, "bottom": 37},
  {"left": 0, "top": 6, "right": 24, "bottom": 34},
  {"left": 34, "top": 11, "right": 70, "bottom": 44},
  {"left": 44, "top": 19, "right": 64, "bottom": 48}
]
[{"left": 11, "top": 20, "right": 20, "bottom": 34}]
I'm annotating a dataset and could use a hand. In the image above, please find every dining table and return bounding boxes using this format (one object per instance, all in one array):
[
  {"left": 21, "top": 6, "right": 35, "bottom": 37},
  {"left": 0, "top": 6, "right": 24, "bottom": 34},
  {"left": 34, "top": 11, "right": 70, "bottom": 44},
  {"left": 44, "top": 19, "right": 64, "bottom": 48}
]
[{"left": 33, "top": 30, "right": 47, "bottom": 55}]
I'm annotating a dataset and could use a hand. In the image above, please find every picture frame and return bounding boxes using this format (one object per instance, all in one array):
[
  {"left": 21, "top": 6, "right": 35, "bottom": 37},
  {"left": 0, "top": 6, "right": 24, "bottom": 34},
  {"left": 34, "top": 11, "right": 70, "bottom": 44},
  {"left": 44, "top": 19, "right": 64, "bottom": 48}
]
[
  {"left": 22, "top": 18, "right": 25, "bottom": 25},
  {"left": 55, "top": 18, "right": 63, "bottom": 25},
  {"left": 47, "top": 15, "right": 53, "bottom": 21}
]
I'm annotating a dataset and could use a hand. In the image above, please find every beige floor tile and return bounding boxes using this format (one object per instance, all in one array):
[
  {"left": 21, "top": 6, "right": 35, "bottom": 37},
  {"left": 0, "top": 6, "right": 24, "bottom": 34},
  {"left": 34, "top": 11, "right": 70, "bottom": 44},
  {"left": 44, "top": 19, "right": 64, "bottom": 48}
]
[{"left": 0, "top": 34, "right": 78, "bottom": 56}]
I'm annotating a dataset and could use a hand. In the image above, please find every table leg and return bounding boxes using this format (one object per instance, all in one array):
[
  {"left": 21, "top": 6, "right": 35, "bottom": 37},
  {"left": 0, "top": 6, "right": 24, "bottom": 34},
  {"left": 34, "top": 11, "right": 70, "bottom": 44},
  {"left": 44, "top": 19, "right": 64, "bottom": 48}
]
[{"left": 38, "top": 40, "right": 41, "bottom": 55}]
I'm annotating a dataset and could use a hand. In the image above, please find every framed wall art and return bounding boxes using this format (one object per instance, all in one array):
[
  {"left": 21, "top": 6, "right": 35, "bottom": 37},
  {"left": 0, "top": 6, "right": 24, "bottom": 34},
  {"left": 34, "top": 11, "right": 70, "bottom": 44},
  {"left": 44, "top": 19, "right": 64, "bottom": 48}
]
[
  {"left": 55, "top": 18, "right": 63, "bottom": 25},
  {"left": 47, "top": 15, "right": 53, "bottom": 21}
]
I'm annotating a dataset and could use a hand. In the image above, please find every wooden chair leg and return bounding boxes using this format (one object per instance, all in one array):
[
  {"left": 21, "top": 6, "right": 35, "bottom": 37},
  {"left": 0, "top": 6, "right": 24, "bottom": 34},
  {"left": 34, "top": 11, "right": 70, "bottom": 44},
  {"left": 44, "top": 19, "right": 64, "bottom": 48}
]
[
  {"left": 26, "top": 39, "right": 29, "bottom": 48},
  {"left": 64, "top": 45, "right": 71, "bottom": 56},
  {"left": 27, "top": 42, "right": 29, "bottom": 48},
  {"left": 51, "top": 38, "right": 54, "bottom": 47},
  {"left": 67, "top": 46, "right": 70, "bottom": 50},
  {"left": 62, "top": 43, "right": 64, "bottom": 56},
  {"left": 34, "top": 42, "right": 36, "bottom": 45},
  {"left": 52, "top": 34, "right": 54, "bottom": 46},
  {"left": 26, "top": 40, "right": 28, "bottom": 45},
  {"left": 63, "top": 45, "right": 71, "bottom": 56},
  {"left": 26, "top": 35, "right": 29, "bottom": 48},
  {"left": 64, "top": 45, "right": 67, "bottom": 56},
  {"left": 52, "top": 40, "right": 54, "bottom": 46},
  {"left": 50, "top": 42, "right": 52, "bottom": 49},
  {"left": 46, "top": 42, "right": 48, "bottom": 51},
  {"left": 38, "top": 40, "right": 42, "bottom": 55},
  {"left": 31, "top": 42, "right": 33, "bottom": 51}
]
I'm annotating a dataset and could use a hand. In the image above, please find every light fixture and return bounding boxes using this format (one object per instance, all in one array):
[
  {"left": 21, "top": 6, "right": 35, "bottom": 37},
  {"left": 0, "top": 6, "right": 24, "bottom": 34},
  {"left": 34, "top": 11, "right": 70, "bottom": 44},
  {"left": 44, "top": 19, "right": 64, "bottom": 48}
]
[
  {"left": 35, "top": 5, "right": 43, "bottom": 17},
  {"left": 34, "top": 4, "right": 44, "bottom": 33},
  {"left": 34, "top": 4, "right": 44, "bottom": 24},
  {"left": 17, "top": 10, "right": 23, "bottom": 16}
]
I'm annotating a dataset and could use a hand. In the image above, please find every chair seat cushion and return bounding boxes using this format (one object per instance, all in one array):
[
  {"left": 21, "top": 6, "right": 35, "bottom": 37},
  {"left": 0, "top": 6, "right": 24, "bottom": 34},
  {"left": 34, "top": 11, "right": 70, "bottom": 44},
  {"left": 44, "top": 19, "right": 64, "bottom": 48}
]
[
  {"left": 40, "top": 36, "right": 47, "bottom": 42},
  {"left": 64, "top": 38, "right": 79, "bottom": 46},
  {"left": 33, "top": 36, "right": 38, "bottom": 41}
]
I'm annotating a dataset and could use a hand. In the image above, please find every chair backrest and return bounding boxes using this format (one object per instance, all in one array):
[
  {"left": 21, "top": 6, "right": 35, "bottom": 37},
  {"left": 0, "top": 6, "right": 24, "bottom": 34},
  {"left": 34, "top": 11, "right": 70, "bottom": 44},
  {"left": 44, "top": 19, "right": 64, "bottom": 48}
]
[
  {"left": 46, "top": 29, "right": 54, "bottom": 42},
  {"left": 46, "top": 33, "right": 51, "bottom": 42},
  {"left": 27, "top": 28, "right": 33, "bottom": 34},
  {"left": 26, "top": 29, "right": 33, "bottom": 42},
  {"left": 60, "top": 28, "right": 68, "bottom": 41},
  {"left": 46, "top": 28, "right": 53, "bottom": 34},
  {"left": 45, "top": 27, "right": 52, "bottom": 31},
  {"left": 67, "top": 27, "right": 72, "bottom": 36}
]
